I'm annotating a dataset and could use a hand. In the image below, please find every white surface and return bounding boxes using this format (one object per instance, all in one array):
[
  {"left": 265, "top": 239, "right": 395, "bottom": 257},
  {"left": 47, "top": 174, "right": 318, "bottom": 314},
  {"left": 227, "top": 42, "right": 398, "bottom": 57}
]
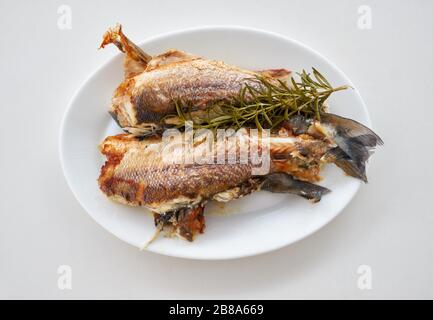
[
  {"left": 61, "top": 26, "right": 368, "bottom": 260},
  {"left": 0, "top": 0, "right": 432, "bottom": 298}
]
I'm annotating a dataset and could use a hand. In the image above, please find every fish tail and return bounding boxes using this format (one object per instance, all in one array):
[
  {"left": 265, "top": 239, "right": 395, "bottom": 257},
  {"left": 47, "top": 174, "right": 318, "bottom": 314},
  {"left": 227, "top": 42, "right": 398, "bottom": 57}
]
[
  {"left": 326, "top": 147, "right": 369, "bottom": 182},
  {"left": 321, "top": 113, "right": 383, "bottom": 183},
  {"left": 261, "top": 173, "right": 330, "bottom": 202},
  {"left": 99, "top": 24, "right": 152, "bottom": 77}
]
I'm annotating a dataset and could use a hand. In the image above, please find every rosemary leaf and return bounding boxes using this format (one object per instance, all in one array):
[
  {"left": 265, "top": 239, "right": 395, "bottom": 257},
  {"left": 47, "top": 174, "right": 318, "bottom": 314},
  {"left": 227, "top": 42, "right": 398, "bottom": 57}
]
[{"left": 167, "top": 68, "right": 349, "bottom": 132}]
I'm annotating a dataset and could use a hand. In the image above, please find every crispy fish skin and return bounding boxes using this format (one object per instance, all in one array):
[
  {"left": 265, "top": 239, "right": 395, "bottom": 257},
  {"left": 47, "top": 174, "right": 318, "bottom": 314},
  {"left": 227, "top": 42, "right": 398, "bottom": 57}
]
[
  {"left": 132, "top": 58, "right": 265, "bottom": 123},
  {"left": 100, "top": 25, "right": 291, "bottom": 132},
  {"left": 98, "top": 130, "right": 331, "bottom": 213},
  {"left": 98, "top": 134, "right": 253, "bottom": 214}
]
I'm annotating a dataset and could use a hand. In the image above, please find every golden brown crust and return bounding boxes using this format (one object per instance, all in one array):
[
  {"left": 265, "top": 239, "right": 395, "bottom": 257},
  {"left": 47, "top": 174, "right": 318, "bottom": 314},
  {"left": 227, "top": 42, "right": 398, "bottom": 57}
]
[{"left": 97, "top": 135, "right": 253, "bottom": 211}]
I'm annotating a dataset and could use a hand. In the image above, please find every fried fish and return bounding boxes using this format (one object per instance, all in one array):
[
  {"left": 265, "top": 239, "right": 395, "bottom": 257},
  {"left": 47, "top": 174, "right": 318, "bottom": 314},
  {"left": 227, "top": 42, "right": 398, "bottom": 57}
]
[
  {"left": 98, "top": 113, "right": 382, "bottom": 241},
  {"left": 100, "top": 24, "right": 291, "bottom": 135}
]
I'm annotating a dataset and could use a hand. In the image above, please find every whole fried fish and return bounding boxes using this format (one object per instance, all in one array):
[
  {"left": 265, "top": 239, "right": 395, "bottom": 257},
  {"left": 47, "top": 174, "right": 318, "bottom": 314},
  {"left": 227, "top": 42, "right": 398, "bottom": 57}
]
[
  {"left": 98, "top": 113, "right": 382, "bottom": 241},
  {"left": 100, "top": 24, "right": 291, "bottom": 135}
]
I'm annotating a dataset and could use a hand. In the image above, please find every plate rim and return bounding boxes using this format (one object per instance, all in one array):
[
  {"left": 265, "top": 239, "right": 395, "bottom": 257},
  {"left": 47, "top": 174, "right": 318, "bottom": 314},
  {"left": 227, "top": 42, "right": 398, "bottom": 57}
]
[{"left": 59, "top": 25, "right": 371, "bottom": 260}]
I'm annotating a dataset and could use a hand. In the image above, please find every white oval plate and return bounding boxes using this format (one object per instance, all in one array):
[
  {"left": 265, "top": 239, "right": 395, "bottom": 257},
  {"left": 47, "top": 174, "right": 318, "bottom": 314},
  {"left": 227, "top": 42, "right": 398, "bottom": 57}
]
[{"left": 60, "top": 26, "right": 371, "bottom": 260}]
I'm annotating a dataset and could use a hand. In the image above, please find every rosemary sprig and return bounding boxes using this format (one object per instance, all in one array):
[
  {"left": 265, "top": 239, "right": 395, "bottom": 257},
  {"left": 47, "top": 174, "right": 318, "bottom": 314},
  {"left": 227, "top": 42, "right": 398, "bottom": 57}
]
[{"left": 164, "top": 68, "right": 349, "bottom": 131}]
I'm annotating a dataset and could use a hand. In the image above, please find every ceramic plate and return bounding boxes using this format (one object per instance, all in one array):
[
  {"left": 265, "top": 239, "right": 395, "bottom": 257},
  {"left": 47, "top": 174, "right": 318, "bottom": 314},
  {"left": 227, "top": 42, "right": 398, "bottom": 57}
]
[{"left": 60, "top": 26, "right": 371, "bottom": 260}]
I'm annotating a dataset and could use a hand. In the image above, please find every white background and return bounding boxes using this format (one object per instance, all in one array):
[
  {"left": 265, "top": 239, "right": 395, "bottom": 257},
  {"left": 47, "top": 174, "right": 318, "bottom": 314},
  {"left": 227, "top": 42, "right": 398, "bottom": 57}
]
[{"left": 1, "top": 0, "right": 432, "bottom": 299}]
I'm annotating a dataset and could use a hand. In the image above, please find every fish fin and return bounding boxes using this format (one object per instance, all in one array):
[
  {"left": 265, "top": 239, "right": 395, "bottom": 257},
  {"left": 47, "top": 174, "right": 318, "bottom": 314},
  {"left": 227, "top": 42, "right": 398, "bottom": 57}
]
[
  {"left": 326, "top": 147, "right": 368, "bottom": 182},
  {"left": 212, "top": 179, "right": 261, "bottom": 202},
  {"left": 146, "top": 49, "right": 201, "bottom": 71},
  {"left": 256, "top": 69, "right": 291, "bottom": 81},
  {"left": 320, "top": 113, "right": 383, "bottom": 146},
  {"left": 321, "top": 113, "right": 383, "bottom": 182},
  {"left": 99, "top": 24, "right": 152, "bottom": 78},
  {"left": 261, "top": 173, "right": 330, "bottom": 202},
  {"left": 121, "top": 125, "right": 163, "bottom": 137}
]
